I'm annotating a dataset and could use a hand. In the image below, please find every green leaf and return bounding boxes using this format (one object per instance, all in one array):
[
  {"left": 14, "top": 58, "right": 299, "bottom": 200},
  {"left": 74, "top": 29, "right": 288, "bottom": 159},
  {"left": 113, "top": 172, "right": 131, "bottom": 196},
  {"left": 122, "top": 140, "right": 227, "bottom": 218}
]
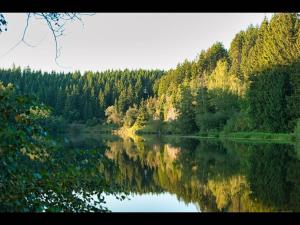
[{"left": 33, "top": 172, "right": 42, "bottom": 179}]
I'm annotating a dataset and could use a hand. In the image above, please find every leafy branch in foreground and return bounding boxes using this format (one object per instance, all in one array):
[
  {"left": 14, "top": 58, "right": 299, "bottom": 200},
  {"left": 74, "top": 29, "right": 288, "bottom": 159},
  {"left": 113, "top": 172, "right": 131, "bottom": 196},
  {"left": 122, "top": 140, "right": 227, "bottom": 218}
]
[{"left": 0, "top": 82, "right": 125, "bottom": 212}]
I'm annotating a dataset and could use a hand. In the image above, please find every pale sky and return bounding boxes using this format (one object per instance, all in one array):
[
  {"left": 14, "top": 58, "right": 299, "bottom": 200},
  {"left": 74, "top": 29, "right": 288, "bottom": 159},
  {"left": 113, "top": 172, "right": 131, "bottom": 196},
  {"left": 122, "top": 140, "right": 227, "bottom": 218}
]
[{"left": 0, "top": 13, "right": 273, "bottom": 73}]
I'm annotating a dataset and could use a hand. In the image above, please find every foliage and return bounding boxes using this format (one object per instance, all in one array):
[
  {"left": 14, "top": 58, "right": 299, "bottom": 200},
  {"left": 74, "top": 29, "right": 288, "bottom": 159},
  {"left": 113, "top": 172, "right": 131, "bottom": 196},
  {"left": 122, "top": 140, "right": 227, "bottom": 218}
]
[
  {"left": 134, "top": 100, "right": 150, "bottom": 128},
  {"left": 150, "top": 13, "right": 300, "bottom": 134},
  {"left": 223, "top": 112, "right": 253, "bottom": 133},
  {"left": 0, "top": 68, "right": 163, "bottom": 123},
  {"left": 105, "top": 105, "right": 122, "bottom": 126},
  {"left": 175, "top": 86, "right": 197, "bottom": 134},
  {"left": 247, "top": 67, "right": 291, "bottom": 132},
  {"left": 295, "top": 119, "right": 300, "bottom": 142},
  {"left": 0, "top": 82, "right": 47, "bottom": 151},
  {"left": 0, "top": 14, "right": 7, "bottom": 32},
  {"left": 85, "top": 117, "right": 100, "bottom": 127},
  {"left": 42, "top": 115, "right": 68, "bottom": 134},
  {"left": 124, "top": 106, "right": 139, "bottom": 127},
  {"left": 0, "top": 83, "right": 126, "bottom": 212},
  {"left": 2, "top": 13, "right": 300, "bottom": 136},
  {"left": 196, "top": 112, "right": 228, "bottom": 133}
]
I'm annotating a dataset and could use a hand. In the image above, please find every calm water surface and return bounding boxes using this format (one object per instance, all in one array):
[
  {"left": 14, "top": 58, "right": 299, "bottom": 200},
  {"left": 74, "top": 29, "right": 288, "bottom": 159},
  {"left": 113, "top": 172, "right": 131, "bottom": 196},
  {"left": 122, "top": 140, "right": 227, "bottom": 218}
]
[
  {"left": 64, "top": 133, "right": 300, "bottom": 212},
  {"left": 3, "top": 131, "right": 300, "bottom": 212}
]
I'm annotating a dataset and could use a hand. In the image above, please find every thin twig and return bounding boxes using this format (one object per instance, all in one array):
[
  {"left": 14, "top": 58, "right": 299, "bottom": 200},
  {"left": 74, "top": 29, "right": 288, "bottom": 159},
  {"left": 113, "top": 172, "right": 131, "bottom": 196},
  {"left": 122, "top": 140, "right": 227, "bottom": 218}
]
[
  {"left": 21, "top": 13, "right": 36, "bottom": 48},
  {"left": 0, "top": 13, "right": 88, "bottom": 68}
]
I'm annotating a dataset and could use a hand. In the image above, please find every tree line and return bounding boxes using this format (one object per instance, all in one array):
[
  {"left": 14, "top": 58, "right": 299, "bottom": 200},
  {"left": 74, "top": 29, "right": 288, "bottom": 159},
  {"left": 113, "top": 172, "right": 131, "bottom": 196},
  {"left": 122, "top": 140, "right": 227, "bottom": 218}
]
[
  {"left": 1, "top": 13, "right": 300, "bottom": 135},
  {"left": 0, "top": 68, "right": 163, "bottom": 125},
  {"left": 131, "top": 13, "right": 300, "bottom": 134}
]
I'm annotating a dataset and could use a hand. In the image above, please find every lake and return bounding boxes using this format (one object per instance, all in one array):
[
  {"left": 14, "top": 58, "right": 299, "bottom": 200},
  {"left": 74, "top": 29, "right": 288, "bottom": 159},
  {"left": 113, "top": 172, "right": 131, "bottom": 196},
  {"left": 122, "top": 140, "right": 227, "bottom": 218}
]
[
  {"left": 63, "top": 132, "right": 300, "bottom": 212},
  {"left": 2, "top": 131, "right": 300, "bottom": 212}
]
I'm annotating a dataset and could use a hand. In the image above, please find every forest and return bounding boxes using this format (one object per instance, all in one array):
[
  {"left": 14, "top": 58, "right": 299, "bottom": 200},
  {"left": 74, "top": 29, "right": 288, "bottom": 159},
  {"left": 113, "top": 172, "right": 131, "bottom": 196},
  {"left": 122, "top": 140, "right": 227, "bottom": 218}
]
[
  {"left": 1, "top": 13, "right": 300, "bottom": 138},
  {"left": 1, "top": 12, "right": 300, "bottom": 212}
]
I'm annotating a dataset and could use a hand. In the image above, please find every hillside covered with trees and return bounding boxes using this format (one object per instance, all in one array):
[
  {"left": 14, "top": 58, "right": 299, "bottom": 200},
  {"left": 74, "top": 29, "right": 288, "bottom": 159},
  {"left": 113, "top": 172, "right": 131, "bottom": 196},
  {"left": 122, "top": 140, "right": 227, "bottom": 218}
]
[
  {"left": 1, "top": 13, "right": 300, "bottom": 137},
  {"left": 0, "top": 68, "right": 163, "bottom": 131},
  {"left": 151, "top": 13, "right": 300, "bottom": 135},
  {"left": 120, "top": 13, "right": 300, "bottom": 136}
]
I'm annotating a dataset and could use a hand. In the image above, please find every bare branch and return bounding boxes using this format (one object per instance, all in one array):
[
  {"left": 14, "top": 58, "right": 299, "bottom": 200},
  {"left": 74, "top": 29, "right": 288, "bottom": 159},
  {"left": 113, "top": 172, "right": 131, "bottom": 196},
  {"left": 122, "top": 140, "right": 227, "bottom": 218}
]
[
  {"left": 0, "top": 13, "right": 90, "bottom": 68},
  {"left": 20, "top": 13, "right": 36, "bottom": 47},
  {"left": 0, "top": 39, "right": 22, "bottom": 58}
]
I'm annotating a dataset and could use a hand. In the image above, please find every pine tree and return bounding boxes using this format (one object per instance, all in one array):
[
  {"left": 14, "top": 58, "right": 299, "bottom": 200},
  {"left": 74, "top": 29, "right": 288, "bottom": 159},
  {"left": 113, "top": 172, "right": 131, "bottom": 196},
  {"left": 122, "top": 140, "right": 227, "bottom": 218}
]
[
  {"left": 176, "top": 86, "right": 197, "bottom": 134},
  {"left": 135, "top": 100, "right": 149, "bottom": 127}
]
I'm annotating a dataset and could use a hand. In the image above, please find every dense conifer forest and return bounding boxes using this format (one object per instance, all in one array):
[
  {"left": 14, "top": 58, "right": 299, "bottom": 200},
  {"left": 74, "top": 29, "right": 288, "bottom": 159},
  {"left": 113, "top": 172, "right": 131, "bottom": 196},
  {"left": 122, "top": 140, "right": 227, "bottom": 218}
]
[{"left": 1, "top": 13, "right": 300, "bottom": 135}]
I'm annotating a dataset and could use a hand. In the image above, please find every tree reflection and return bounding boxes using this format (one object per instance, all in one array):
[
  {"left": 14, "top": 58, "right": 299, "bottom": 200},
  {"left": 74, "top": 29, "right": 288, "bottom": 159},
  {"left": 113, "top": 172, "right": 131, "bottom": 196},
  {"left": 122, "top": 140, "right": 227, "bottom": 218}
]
[
  {"left": 2, "top": 129, "right": 299, "bottom": 212},
  {"left": 103, "top": 136, "right": 300, "bottom": 212},
  {"left": 246, "top": 143, "right": 300, "bottom": 211},
  {"left": 0, "top": 135, "right": 125, "bottom": 212}
]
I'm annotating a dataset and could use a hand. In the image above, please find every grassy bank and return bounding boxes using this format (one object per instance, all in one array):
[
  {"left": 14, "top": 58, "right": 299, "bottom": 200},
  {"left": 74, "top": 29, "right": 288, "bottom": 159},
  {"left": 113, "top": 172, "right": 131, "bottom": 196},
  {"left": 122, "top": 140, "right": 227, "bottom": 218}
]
[
  {"left": 218, "top": 132, "right": 295, "bottom": 143},
  {"left": 217, "top": 120, "right": 299, "bottom": 143},
  {"left": 132, "top": 122, "right": 296, "bottom": 143},
  {"left": 67, "top": 123, "right": 117, "bottom": 136},
  {"left": 64, "top": 120, "right": 298, "bottom": 144},
  {"left": 174, "top": 132, "right": 295, "bottom": 143},
  {"left": 137, "top": 132, "right": 295, "bottom": 143}
]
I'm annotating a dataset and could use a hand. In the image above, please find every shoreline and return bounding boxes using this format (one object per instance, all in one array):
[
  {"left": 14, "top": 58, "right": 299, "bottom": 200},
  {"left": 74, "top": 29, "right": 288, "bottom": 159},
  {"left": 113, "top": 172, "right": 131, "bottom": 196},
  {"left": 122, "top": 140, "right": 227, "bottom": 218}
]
[
  {"left": 131, "top": 130, "right": 296, "bottom": 144},
  {"left": 65, "top": 123, "right": 297, "bottom": 144}
]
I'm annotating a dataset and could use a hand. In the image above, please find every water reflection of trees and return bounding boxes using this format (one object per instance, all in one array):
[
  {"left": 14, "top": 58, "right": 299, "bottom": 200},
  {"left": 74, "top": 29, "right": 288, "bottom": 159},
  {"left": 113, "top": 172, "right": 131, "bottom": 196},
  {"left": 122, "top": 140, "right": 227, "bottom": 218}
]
[
  {"left": 0, "top": 136, "right": 125, "bottom": 212},
  {"left": 4, "top": 130, "right": 299, "bottom": 212},
  {"left": 104, "top": 137, "right": 300, "bottom": 212},
  {"left": 246, "top": 143, "right": 300, "bottom": 211}
]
